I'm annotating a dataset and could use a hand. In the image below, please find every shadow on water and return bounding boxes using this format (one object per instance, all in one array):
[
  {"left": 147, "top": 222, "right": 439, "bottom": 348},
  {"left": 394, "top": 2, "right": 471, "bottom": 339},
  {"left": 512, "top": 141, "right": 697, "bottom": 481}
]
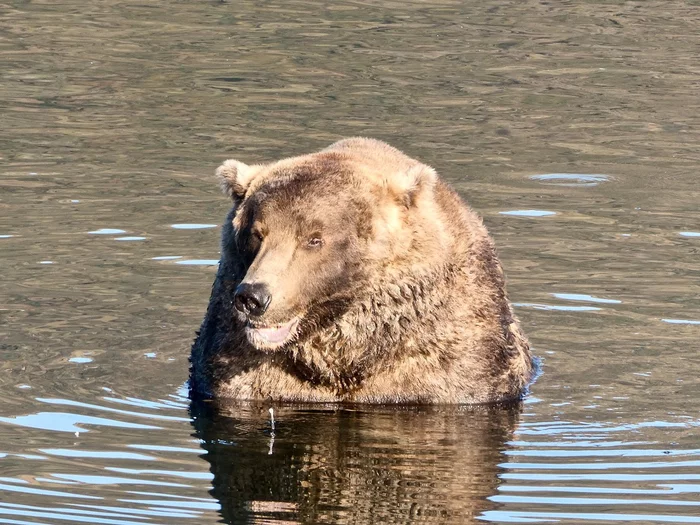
[{"left": 191, "top": 400, "right": 522, "bottom": 524}]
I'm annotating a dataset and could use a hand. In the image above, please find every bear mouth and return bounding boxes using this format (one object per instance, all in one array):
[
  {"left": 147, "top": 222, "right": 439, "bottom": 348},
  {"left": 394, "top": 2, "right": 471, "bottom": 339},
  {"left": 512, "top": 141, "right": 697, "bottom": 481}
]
[{"left": 245, "top": 317, "right": 300, "bottom": 349}]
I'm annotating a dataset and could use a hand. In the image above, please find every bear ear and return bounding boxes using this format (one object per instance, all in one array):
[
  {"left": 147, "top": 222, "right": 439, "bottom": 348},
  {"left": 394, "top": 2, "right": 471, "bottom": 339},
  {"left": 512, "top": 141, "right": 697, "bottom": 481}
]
[
  {"left": 385, "top": 163, "right": 438, "bottom": 208},
  {"left": 216, "top": 159, "right": 258, "bottom": 200}
]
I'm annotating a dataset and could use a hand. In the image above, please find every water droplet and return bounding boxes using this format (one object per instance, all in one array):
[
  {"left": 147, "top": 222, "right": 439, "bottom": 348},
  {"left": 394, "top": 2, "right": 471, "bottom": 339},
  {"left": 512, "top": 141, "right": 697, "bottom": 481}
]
[
  {"left": 552, "top": 293, "right": 621, "bottom": 304},
  {"left": 88, "top": 228, "right": 126, "bottom": 235},
  {"left": 500, "top": 210, "right": 556, "bottom": 217},
  {"left": 69, "top": 357, "right": 93, "bottom": 364},
  {"left": 514, "top": 302, "right": 601, "bottom": 312},
  {"left": 530, "top": 173, "right": 610, "bottom": 186},
  {"left": 175, "top": 259, "right": 220, "bottom": 266}
]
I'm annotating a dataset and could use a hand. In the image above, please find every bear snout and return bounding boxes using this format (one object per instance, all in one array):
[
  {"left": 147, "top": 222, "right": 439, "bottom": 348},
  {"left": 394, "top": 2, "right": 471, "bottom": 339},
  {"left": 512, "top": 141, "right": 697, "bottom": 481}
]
[{"left": 233, "top": 282, "right": 272, "bottom": 318}]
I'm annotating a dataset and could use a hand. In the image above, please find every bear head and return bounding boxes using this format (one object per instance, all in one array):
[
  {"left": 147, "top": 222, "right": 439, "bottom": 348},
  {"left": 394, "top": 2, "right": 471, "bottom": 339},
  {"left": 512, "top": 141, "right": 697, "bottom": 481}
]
[{"left": 216, "top": 138, "right": 446, "bottom": 352}]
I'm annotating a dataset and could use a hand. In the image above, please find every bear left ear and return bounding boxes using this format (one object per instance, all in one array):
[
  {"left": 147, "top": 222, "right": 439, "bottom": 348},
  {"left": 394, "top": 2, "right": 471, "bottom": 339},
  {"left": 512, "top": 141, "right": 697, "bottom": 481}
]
[
  {"left": 386, "top": 163, "right": 438, "bottom": 208},
  {"left": 216, "top": 159, "right": 259, "bottom": 201}
]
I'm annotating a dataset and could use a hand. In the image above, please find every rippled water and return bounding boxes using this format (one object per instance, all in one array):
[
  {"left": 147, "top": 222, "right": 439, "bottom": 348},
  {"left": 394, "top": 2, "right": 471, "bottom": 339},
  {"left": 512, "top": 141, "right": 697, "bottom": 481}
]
[{"left": 2, "top": 1, "right": 700, "bottom": 523}]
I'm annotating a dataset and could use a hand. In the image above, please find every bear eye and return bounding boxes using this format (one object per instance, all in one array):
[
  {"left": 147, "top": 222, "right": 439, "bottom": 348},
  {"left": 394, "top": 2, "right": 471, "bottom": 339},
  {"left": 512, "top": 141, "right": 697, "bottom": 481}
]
[
  {"left": 249, "top": 221, "right": 266, "bottom": 243},
  {"left": 306, "top": 236, "right": 324, "bottom": 249}
]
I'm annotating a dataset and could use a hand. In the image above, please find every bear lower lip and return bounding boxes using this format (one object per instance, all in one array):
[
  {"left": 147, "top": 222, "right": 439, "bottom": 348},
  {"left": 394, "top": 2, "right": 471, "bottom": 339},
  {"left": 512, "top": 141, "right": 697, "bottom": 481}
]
[{"left": 247, "top": 318, "right": 298, "bottom": 345}]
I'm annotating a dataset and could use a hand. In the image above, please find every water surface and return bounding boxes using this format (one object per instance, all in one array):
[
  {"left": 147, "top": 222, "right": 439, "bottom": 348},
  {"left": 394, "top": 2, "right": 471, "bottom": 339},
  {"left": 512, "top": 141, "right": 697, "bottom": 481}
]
[{"left": 2, "top": 1, "right": 700, "bottom": 523}]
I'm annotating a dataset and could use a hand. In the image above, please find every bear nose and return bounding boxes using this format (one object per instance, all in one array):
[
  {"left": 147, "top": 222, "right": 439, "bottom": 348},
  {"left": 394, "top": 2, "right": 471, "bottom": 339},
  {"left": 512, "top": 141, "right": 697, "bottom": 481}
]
[{"left": 234, "top": 282, "right": 271, "bottom": 317}]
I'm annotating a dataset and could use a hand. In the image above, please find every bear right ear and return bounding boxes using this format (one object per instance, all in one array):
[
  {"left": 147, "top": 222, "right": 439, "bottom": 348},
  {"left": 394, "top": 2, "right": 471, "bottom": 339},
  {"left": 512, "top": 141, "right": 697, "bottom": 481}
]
[
  {"left": 385, "top": 163, "right": 438, "bottom": 209},
  {"left": 216, "top": 159, "right": 258, "bottom": 200}
]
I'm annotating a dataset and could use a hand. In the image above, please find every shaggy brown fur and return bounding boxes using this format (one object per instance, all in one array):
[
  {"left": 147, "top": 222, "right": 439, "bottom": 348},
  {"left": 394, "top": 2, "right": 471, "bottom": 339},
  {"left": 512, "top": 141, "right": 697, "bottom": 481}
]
[{"left": 190, "top": 138, "right": 534, "bottom": 404}]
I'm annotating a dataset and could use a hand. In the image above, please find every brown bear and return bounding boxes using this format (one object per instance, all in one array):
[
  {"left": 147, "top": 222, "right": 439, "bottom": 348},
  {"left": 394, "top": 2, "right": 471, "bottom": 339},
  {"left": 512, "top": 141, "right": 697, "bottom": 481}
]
[{"left": 190, "top": 138, "right": 534, "bottom": 404}]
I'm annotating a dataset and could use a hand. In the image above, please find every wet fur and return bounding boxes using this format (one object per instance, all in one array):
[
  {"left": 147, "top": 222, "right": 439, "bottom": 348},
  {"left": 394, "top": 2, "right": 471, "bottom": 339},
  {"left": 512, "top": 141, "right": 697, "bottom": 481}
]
[{"left": 190, "top": 138, "right": 534, "bottom": 404}]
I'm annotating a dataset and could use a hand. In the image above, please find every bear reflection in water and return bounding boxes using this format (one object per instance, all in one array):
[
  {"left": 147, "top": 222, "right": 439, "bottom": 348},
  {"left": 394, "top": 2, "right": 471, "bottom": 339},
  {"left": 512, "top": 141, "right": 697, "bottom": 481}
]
[{"left": 191, "top": 400, "right": 520, "bottom": 524}]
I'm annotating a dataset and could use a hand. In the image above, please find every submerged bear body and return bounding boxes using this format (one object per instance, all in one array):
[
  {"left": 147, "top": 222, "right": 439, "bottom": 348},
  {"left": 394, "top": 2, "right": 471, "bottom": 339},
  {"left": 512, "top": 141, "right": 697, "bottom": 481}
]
[{"left": 190, "top": 138, "right": 534, "bottom": 404}]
